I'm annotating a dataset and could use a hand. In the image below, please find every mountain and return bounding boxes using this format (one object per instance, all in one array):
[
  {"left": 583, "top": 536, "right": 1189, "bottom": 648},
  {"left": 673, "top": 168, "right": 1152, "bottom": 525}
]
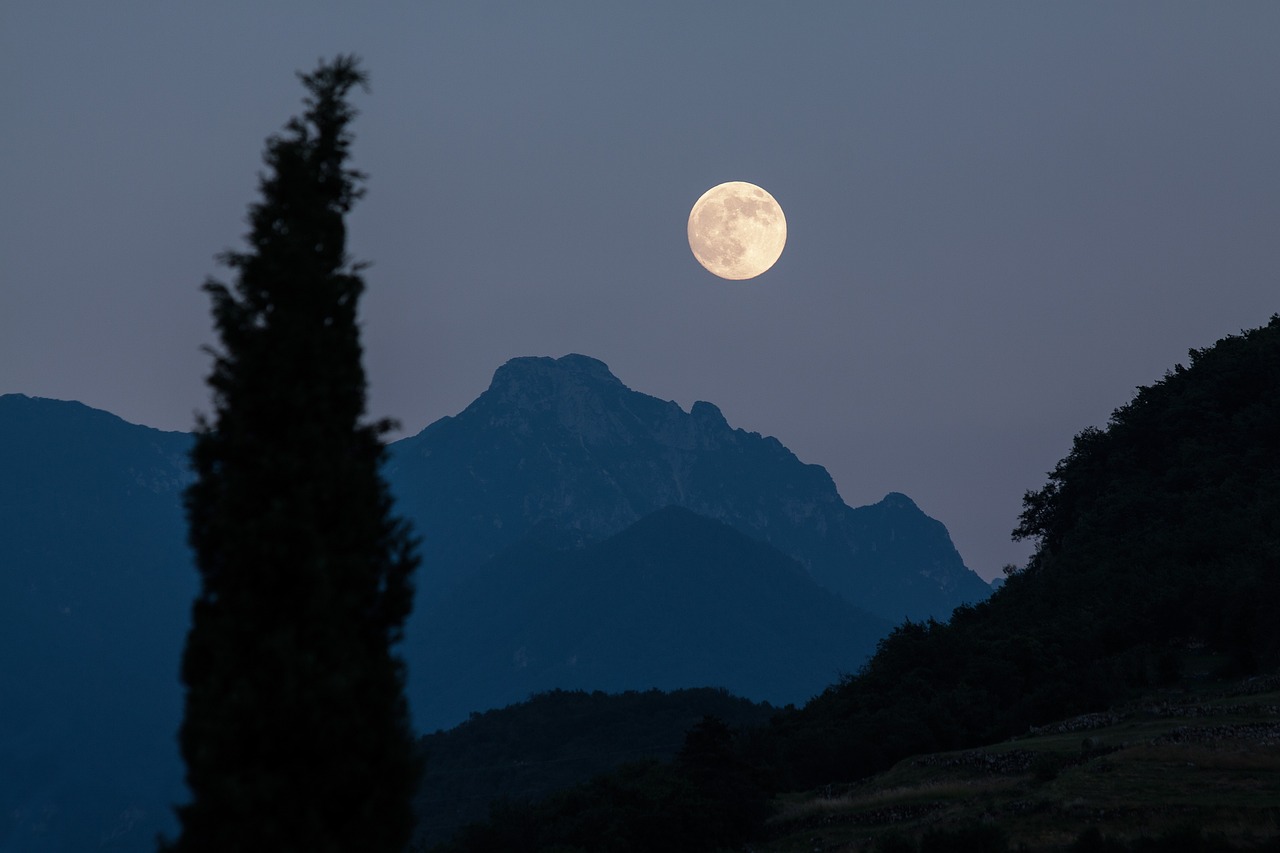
[
  {"left": 434, "top": 317, "right": 1280, "bottom": 853},
  {"left": 385, "top": 354, "right": 990, "bottom": 622},
  {"left": 0, "top": 359, "right": 982, "bottom": 848},
  {"left": 0, "top": 394, "right": 195, "bottom": 852},
  {"left": 777, "top": 316, "right": 1280, "bottom": 790},
  {"left": 412, "top": 506, "right": 891, "bottom": 729}
]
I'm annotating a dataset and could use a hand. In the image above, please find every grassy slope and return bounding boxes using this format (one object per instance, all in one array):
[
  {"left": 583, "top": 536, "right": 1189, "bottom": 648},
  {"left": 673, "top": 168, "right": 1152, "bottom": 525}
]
[{"left": 761, "top": 665, "right": 1280, "bottom": 852}]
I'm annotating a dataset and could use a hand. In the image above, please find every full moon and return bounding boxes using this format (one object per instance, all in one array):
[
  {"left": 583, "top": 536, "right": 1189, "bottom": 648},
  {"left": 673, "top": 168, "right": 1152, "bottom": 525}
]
[{"left": 687, "top": 181, "right": 787, "bottom": 280}]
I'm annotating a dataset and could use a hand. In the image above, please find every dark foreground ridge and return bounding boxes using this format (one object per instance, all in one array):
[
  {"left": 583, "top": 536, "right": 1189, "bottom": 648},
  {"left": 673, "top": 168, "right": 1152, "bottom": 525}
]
[{"left": 412, "top": 687, "right": 778, "bottom": 848}]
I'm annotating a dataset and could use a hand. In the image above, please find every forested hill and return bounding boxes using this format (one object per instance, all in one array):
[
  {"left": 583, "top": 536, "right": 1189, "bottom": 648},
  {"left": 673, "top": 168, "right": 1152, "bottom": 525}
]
[
  {"left": 777, "top": 315, "right": 1280, "bottom": 788},
  {"left": 412, "top": 688, "right": 776, "bottom": 848},
  {"left": 435, "top": 315, "right": 1280, "bottom": 851}
]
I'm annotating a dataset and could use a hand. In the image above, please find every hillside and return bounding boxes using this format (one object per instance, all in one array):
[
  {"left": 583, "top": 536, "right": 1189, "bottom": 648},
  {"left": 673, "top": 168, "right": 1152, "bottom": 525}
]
[
  {"left": 413, "top": 506, "right": 890, "bottom": 729},
  {"left": 435, "top": 316, "right": 1280, "bottom": 851},
  {"left": 435, "top": 670, "right": 1280, "bottom": 853},
  {"left": 412, "top": 688, "right": 778, "bottom": 848},
  {"left": 0, "top": 395, "right": 194, "bottom": 852},
  {"left": 385, "top": 354, "right": 990, "bottom": 623},
  {"left": 775, "top": 315, "right": 1280, "bottom": 790},
  {"left": 762, "top": 669, "right": 1280, "bottom": 852},
  {"left": 8, "top": 311, "right": 1276, "bottom": 851},
  {"left": 0, "top": 360, "right": 970, "bottom": 849}
]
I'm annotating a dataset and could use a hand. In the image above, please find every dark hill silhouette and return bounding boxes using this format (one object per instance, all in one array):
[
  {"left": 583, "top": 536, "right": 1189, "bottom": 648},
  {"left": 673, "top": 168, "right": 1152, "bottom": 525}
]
[
  {"left": 0, "top": 358, "right": 984, "bottom": 848},
  {"left": 0, "top": 394, "right": 195, "bottom": 852},
  {"left": 779, "top": 315, "right": 1280, "bottom": 788},
  {"left": 385, "top": 354, "right": 990, "bottom": 623},
  {"left": 413, "top": 506, "right": 890, "bottom": 729},
  {"left": 411, "top": 687, "right": 777, "bottom": 848}
]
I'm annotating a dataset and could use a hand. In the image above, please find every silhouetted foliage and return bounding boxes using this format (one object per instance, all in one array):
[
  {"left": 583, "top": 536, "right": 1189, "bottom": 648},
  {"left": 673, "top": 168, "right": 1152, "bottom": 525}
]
[
  {"left": 434, "top": 716, "right": 771, "bottom": 853},
  {"left": 768, "top": 316, "right": 1280, "bottom": 790},
  {"left": 412, "top": 688, "right": 776, "bottom": 848},
  {"left": 675, "top": 716, "right": 771, "bottom": 844},
  {"left": 163, "top": 56, "right": 420, "bottom": 852},
  {"left": 1012, "top": 316, "right": 1280, "bottom": 670}
]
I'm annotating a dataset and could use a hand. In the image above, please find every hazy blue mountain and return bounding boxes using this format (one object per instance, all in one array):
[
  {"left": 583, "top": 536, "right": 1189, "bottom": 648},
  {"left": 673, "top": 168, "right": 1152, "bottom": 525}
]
[
  {"left": 0, "top": 361, "right": 984, "bottom": 848},
  {"left": 0, "top": 394, "right": 194, "bottom": 852},
  {"left": 413, "top": 506, "right": 891, "bottom": 730},
  {"left": 385, "top": 354, "right": 990, "bottom": 622}
]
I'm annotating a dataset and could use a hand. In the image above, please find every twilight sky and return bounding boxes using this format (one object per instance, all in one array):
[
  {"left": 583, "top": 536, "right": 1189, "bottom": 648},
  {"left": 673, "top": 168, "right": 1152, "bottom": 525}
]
[{"left": 3, "top": 3, "right": 1277, "bottom": 580}]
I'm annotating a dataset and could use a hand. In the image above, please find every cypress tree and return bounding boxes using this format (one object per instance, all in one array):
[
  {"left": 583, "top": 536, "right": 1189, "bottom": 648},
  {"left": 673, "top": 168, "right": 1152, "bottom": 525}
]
[{"left": 165, "top": 56, "right": 420, "bottom": 852}]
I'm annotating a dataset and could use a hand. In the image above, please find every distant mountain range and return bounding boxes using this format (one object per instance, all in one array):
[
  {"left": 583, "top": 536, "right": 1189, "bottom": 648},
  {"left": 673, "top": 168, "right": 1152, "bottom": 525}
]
[
  {"left": 389, "top": 354, "right": 989, "bottom": 730},
  {"left": 414, "top": 505, "right": 891, "bottom": 729},
  {"left": 0, "top": 354, "right": 987, "bottom": 851},
  {"left": 0, "top": 395, "right": 194, "bottom": 852},
  {"left": 418, "top": 318, "right": 1280, "bottom": 853},
  {"left": 385, "top": 354, "right": 990, "bottom": 622}
]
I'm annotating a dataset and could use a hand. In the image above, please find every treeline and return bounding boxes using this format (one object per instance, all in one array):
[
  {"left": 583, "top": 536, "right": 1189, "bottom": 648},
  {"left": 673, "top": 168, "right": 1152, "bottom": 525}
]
[
  {"left": 430, "top": 716, "right": 769, "bottom": 853},
  {"left": 412, "top": 688, "right": 777, "bottom": 848},
  {"left": 775, "top": 314, "right": 1280, "bottom": 790},
  {"left": 433, "top": 316, "right": 1280, "bottom": 851}
]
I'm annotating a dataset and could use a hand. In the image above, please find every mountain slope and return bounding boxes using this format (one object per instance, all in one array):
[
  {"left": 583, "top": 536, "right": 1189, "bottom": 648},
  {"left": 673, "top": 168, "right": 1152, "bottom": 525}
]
[
  {"left": 0, "top": 357, "right": 988, "bottom": 847},
  {"left": 432, "top": 316, "right": 1280, "bottom": 852},
  {"left": 778, "top": 315, "right": 1280, "bottom": 790},
  {"left": 412, "top": 506, "right": 890, "bottom": 730},
  {"left": 764, "top": 673, "right": 1280, "bottom": 852},
  {"left": 385, "top": 354, "right": 989, "bottom": 622},
  {"left": 438, "top": 671, "right": 1280, "bottom": 853},
  {"left": 0, "top": 394, "right": 195, "bottom": 852}
]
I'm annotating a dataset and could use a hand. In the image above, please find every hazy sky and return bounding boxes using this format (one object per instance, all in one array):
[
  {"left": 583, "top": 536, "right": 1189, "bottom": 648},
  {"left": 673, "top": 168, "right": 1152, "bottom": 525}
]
[{"left": 3, "top": 3, "right": 1277, "bottom": 580}]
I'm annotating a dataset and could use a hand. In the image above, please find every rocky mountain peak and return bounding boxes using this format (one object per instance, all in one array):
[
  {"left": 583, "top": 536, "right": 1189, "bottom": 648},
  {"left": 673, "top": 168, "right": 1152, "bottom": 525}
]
[
  {"left": 484, "top": 354, "right": 624, "bottom": 404},
  {"left": 877, "top": 492, "right": 921, "bottom": 512},
  {"left": 387, "top": 355, "right": 991, "bottom": 622},
  {"left": 465, "top": 354, "right": 646, "bottom": 444},
  {"left": 690, "top": 400, "right": 728, "bottom": 429}
]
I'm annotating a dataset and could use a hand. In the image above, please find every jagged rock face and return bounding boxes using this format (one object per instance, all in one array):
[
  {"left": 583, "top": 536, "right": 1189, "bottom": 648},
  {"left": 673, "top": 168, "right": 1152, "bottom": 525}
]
[{"left": 385, "top": 354, "right": 990, "bottom": 621}]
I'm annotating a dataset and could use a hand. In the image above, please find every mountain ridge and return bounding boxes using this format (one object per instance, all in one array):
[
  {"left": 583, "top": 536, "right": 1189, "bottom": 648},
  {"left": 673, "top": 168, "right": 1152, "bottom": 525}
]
[
  {"left": 426, "top": 320, "right": 1280, "bottom": 853},
  {"left": 0, "top": 393, "right": 196, "bottom": 853},
  {"left": 413, "top": 505, "right": 891, "bottom": 728},
  {"left": 386, "top": 353, "right": 990, "bottom": 622},
  {"left": 0, "top": 359, "right": 983, "bottom": 850}
]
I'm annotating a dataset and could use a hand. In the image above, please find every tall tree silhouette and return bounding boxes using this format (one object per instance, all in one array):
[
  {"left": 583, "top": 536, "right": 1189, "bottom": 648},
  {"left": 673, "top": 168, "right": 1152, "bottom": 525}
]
[{"left": 164, "top": 56, "right": 420, "bottom": 852}]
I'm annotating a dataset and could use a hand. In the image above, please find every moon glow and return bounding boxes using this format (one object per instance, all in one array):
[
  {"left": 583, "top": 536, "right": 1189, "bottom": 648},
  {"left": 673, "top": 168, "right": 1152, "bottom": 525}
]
[{"left": 687, "top": 181, "right": 787, "bottom": 280}]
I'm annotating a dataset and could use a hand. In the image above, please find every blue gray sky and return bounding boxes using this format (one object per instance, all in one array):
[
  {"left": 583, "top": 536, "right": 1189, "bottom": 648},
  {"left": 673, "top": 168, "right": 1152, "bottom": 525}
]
[{"left": 3, "top": 3, "right": 1277, "bottom": 580}]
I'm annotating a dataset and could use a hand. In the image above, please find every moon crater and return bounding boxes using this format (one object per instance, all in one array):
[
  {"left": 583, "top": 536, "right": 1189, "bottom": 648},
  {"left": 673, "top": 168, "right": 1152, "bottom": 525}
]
[{"left": 687, "top": 181, "right": 786, "bottom": 280}]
